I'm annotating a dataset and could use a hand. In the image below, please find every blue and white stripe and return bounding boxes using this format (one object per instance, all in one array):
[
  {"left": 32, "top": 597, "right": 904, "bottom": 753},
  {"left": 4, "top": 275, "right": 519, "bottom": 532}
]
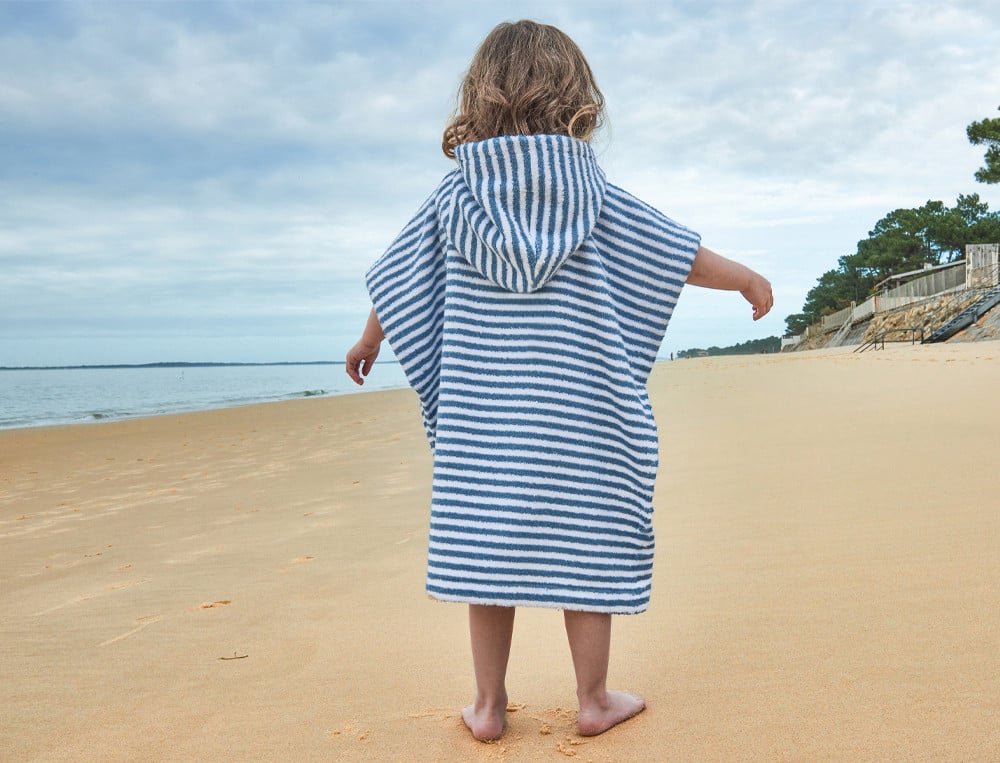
[{"left": 366, "top": 135, "right": 699, "bottom": 614}]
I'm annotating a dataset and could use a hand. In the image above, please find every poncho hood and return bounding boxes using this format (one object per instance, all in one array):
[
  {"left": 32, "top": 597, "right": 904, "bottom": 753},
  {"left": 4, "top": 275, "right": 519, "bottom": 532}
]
[{"left": 446, "top": 134, "right": 607, "bottom": 293}]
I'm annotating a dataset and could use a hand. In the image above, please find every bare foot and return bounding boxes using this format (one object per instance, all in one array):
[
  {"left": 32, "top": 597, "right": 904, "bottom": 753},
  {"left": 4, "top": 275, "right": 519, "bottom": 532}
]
[
  {"left": 462, "top": 702, "right": 507, "bottom": 742},
  {"left": 576, "top": 690, "right": 645, "bottom": 736}
]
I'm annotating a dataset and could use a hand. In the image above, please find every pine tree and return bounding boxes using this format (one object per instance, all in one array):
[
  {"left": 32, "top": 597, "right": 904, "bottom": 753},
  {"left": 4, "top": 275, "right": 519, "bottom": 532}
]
[{"left": 967, "top": 107, "right": 1000, "bottom": 184}]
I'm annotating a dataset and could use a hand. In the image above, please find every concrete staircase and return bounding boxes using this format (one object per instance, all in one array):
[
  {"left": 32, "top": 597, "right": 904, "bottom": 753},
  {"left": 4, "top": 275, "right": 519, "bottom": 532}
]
[
  {"left": 826, "top": 313, "right": 854, "bottom": 348},
  {"left": 923, "top": 285, "right": 1000, "bottom": 343}
]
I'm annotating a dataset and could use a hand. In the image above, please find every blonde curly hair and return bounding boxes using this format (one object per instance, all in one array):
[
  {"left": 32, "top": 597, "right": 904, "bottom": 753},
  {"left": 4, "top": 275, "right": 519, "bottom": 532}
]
[{"left": 442, "top": 20, "right": 605, "bottom": 158}]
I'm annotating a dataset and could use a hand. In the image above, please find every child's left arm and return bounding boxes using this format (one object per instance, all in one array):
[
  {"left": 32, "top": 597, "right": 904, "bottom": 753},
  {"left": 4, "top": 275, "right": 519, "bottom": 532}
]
[
  {"left": 686, "top": 246, "right": 774, "bottom": 321},
  {"left": 345, "top": 307, "right": 385, "bottom": 385}
]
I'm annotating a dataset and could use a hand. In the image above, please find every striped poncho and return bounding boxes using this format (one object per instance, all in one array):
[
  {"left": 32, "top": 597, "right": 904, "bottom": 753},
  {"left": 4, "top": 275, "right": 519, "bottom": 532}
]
[{"left": 366, "top": 134, "right": 699, "bottom": 614}]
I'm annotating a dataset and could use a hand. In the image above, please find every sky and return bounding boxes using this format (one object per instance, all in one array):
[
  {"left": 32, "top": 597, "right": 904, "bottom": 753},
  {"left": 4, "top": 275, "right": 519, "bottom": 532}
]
[{"left": 2, "top": 0, "right": 999, "bottom": 367}]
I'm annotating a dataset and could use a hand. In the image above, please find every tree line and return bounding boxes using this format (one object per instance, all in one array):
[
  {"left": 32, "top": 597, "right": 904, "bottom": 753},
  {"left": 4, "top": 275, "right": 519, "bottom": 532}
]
[
  {"left": 677, "top": 336, "right": 781, "bottom": 358},
  {"left": 784, "top": 108, "right": 1000, "bottom": 337}
]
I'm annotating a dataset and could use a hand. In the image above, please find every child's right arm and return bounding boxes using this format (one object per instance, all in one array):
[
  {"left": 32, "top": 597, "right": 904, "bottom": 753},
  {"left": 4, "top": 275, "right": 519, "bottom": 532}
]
[
  {"left": 345, "top": 307, "right": 385, "bottom": 385},
  {"left": 686, "top": 246, "right": 774, "bottom": 321}
]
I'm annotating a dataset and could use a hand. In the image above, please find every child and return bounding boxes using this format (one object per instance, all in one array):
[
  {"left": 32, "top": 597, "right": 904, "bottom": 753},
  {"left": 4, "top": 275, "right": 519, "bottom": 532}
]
[{"left": 346, "top": 20, "right": 772, "bottom": 742}]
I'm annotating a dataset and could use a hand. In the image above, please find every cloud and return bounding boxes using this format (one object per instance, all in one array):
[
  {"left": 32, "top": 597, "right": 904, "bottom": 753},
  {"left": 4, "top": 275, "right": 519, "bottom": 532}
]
[{"left": 1, "top": 0, "right": 999, "bottom": 366}]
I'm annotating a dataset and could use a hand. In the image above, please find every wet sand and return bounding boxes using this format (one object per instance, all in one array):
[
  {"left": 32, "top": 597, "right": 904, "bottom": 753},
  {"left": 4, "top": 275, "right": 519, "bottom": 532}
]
[{"left": 2, "top": 342, "right": 998, "bottom": 761}]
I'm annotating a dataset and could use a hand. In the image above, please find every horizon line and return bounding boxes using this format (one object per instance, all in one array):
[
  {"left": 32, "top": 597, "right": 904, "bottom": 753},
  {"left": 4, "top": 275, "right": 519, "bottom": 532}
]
[{"left": 0, "top": 360, "right": 347, "bottom": 371}]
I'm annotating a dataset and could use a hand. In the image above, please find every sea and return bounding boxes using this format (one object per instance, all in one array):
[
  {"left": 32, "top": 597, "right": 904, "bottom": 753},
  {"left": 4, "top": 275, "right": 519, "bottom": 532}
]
[{"left": 0, "top": 362, "right": 410, "bottom": 430}]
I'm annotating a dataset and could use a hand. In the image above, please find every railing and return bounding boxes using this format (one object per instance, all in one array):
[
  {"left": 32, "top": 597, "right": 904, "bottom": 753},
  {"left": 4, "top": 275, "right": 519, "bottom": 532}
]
[
  {"left": 854, "top": 327, "right": 924, "bottom": 353},
  {"left": 882, "top": 263, "right": 966, "bottom": 300}
]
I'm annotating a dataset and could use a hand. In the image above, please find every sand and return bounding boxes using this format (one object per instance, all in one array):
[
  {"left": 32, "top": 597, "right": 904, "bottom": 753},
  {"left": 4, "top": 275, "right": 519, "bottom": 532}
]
[{"left": 2, "top": 341, "right": 998, "bottom": 762}]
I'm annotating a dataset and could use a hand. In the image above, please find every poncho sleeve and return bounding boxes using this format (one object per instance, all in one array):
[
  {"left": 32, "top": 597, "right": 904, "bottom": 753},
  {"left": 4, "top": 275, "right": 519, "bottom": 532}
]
[
  {"left": 594, "top": 184, "right": 701, "bottom": 385},
  {"left": 365, "top": 190, "right": 447, "bottom": 448}
]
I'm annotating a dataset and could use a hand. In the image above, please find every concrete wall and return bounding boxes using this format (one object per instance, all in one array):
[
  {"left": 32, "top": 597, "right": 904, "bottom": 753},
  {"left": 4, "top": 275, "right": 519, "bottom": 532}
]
[
  {"left": 967, "top": 243, "right": 999, "bottom": 288},
  {"left": 821, "top": 305, "right": 853, "bottom": 332}
]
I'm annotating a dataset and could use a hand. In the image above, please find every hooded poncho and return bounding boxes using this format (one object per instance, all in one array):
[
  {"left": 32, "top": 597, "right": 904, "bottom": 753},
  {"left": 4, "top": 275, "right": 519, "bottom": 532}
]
[{"left": 366, "top": 134, "right": 699, "bottom": 614}]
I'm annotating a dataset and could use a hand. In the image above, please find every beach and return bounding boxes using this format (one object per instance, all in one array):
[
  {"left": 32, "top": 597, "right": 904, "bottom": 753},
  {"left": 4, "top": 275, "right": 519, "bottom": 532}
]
[{"left": 2, "top": 342, "right": 998, "bottom": 762}]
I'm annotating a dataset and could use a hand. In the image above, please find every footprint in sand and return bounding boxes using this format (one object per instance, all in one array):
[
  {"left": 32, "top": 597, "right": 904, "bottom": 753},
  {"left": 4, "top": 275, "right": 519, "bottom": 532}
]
[
  {"left": 528, "top": 706, "right": 579, "bottom": 739},
  {"left": 110, "top": 578, "right": 148, "bottom": 591},
  {"left": 199, "top": 600, "right": 231, "bottom": 609},
  {"left": 278, "top": 556, "right": 315, "bottom": 573},
  {"left": 32, "top": 587, "right": 105, "bottom": 615},
  {"left": 99, "top": 614, "right": 162, "bottom": 647},
  {"left": 165, "top": 545, "right": 227, "bottom": 564},
  {"left": 330, "top": 720, "right": 371, "bottom": 743}
]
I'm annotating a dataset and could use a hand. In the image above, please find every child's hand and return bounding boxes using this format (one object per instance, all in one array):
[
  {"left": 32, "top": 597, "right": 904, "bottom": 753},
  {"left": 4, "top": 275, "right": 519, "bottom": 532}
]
[
  {"left": 687, "top": 246, "right": 773, "bottom": 320},
  {"left": 346, "top": 339, "right": 381, "bottom": 385},
  {"left": 346, "top": 308, "right": 386, "bottom": 385},
  {"left": 741, "top": 273, "right": 773, "bottom": 321}
]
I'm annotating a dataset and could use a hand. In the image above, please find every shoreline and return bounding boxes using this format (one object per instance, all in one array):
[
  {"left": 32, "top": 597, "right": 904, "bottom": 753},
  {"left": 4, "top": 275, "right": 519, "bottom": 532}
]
[
  {"left": 0, "top": 385, "right": 405, "bottom": 433},
  {"left": 0, "top": 361, "right": 411, "bottom": 432}
]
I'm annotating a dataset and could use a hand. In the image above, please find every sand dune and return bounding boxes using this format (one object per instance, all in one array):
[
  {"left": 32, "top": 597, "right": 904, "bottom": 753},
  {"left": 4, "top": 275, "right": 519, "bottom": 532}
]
[{"left": 2, "top": 342, "right": 998, "bottom": 761}]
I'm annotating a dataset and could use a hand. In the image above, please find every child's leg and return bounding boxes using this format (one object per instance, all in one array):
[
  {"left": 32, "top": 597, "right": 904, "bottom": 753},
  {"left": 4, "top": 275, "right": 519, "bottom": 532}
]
[
  {"left": 463, "top": 604, "right": 515, "bottom": 741},
  {"left": 563, "top": 609, "right": 645, "bottom": 736}
]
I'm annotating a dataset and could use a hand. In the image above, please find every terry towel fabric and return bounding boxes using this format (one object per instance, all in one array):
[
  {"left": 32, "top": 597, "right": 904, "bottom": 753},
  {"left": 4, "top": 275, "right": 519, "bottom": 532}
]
[{"left": 366, "top": 134, "right": 700, "bottom": 614}]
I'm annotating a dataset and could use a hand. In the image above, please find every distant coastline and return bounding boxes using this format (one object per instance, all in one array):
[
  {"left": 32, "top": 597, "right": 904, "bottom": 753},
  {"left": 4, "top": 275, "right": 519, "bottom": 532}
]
[{"left": 0, "top": 361, "right": 339, "bottom": 371}]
